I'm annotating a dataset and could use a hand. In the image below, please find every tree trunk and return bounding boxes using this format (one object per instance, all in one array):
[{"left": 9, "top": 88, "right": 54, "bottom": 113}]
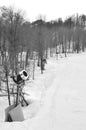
[
  {"left": 33, "top": 55, "right": 35, "bottom": 80},
  {"left": 6, "top": 73, "right": 11, "bottom": 106}
]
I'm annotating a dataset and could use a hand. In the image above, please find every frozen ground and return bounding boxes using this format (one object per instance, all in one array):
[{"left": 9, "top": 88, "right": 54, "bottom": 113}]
[{"left": 0, "top": 53, "right": 86, "bottom": 130}]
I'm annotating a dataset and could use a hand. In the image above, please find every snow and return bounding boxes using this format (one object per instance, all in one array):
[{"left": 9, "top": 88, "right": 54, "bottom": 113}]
[{"left": 0, "top": 53, "right": 86, "bottom": 130}]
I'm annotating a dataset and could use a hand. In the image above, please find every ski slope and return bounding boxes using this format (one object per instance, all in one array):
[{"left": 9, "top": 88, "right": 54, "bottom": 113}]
[{"left": 0, "top": 53, "right": 86, "bottom": 130}]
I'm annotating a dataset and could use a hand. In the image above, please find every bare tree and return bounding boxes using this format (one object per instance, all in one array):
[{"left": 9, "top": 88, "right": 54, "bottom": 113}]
[{"left": 1, "top": 6, "right": 24, "bottom": 75}]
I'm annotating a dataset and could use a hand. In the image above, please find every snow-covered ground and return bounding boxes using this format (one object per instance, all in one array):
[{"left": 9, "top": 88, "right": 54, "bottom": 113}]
[{"left": 0, "top": 53, "right": 86, "bottom": 130}]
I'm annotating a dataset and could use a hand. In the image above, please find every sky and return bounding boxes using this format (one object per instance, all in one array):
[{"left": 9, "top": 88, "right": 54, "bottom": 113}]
[{"left": 0, "top": 0, "right": 86, "bottom": 22}]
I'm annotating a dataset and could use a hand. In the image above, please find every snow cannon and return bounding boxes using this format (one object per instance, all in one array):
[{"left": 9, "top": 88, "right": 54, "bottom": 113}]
[
  {"left": 19, "top": 70, "right": 28, "bottom": 81},
  {"left": 12, "top": 70, "right": 29, "bottom": 85}
]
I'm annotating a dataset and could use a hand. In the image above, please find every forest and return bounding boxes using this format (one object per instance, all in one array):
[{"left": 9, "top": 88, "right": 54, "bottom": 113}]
[{"left": 0, "top": 6, "right": 86, "bottom": 106}]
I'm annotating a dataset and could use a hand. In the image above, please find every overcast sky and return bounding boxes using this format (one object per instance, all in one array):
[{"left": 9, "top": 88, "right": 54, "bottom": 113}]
[{"left": 0, "top": 0, "right": 86, "bottom": 22}]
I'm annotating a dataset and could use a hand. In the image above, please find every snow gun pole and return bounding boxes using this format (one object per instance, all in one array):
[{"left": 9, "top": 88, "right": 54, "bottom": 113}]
[{"left": 16, "top": 85, "right": 19, "bottom": 106}]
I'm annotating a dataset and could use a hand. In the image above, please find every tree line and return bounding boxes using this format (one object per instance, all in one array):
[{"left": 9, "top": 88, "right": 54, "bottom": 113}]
[{"left": 0, "top": 6, "right": 86, "bottom": 105}]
